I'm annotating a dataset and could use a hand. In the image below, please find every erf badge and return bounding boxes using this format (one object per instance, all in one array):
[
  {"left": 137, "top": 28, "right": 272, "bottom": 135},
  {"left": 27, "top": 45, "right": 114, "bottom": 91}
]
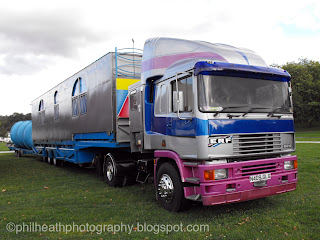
[{"left": 208, "top": 136, "right": 232, "bottom": 147}]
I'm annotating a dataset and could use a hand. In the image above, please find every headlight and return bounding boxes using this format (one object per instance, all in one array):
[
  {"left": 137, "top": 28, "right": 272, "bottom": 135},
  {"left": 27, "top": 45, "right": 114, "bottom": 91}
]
[
  {"left": 284, "top": 160, "right": 298, "bottom": 170},
  {"left": 215, "top": 169, "right": 228, "bottom": 179},
  {"left": 204, "top": 169, "right": 228, "bottom": 181}
]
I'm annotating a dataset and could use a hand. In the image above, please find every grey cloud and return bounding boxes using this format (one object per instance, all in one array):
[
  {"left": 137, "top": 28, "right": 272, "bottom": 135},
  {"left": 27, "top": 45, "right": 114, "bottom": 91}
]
[
  {"left": 0, "top": 54, "right": 52, "bottom": 75},
  {"left": 0, "top": 9, "right": 105, "bottom": 75}
]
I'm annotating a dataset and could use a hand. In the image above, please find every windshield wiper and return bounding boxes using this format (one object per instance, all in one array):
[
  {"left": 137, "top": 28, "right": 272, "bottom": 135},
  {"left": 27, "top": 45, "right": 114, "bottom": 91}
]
[
  {"left": 242, "top": 107, "right": 271, "bottom": 117},
  {"left": 268, "top": 107, "right": 286, "bottom": 117},
  {"left": 213, "top": 106, "right": 249, "bottom": 116}
]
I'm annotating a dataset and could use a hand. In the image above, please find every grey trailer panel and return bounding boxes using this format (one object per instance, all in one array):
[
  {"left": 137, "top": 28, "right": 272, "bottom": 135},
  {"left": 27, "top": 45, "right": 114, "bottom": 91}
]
[{"left": 32, "top": 52, "right": 141, "bottom": 143}]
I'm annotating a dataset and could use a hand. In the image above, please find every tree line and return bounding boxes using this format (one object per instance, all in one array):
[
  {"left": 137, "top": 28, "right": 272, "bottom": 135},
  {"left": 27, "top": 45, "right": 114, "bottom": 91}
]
[
  {"left": 278, "top": 59, "right": 320, "bottom": 127},
  {"left": 0, "top": 113, "right": 31, "bottom": 138}
]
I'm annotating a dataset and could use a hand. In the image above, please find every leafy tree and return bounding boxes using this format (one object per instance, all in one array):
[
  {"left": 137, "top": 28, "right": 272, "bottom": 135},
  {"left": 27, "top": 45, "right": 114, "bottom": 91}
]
[
  {"left": 0, "top": 113, "right": 31, "bottom": 138},
  {"left": 280, "top": 59, "right": 320, "bottom": 127}
]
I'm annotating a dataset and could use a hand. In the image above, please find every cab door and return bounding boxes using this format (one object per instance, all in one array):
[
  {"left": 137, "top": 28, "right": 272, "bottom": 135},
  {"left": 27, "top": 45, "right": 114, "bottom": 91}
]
[{"left": 129, "top": 85, "right": 144, "bottom": 152}]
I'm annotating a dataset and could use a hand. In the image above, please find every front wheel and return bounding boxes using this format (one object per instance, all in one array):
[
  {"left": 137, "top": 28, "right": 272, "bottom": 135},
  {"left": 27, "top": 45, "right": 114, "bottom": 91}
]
[
  {"left": 103, "top": 154, "right": 125, "bottom": 187},
  {"left": 156, "top": 162, "right": 190, "bottom": 212}
]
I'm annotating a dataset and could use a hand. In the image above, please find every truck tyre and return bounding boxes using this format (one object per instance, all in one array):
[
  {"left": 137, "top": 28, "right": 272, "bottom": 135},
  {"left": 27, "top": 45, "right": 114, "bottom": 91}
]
[
  {"left": 53, "top": 156, "right": 63, "bottom": 167},
  {"left": 103, "top": 154, "right": 125, "bottom": 187},
  {"left": 156, "top": 162, "right": 190, "bottom": 212},
  {"left": 48, "top": 152, "right": 53, "bottom": 165},
  {"left": 15, "top": 150, "right": 21, "bottom": 157},
  {"left": 95, "top": 155, "right": 104, "bottom": 176}
]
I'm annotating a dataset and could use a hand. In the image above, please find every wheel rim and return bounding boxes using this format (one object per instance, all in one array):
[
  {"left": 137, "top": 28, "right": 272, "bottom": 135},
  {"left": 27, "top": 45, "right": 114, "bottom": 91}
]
[
  {"left": 158, "top": 174, "right": 174, "bottom": 203},
  {"left": 106, "top": 161, "right": 114, "bottom": 181}
]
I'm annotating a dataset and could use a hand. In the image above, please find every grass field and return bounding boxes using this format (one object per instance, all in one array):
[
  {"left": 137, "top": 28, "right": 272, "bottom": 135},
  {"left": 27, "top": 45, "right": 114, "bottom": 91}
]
[
  {"left": 295, "top": 132, "right": 320, "bottom": 141},
  {"left": 295, "top": 124, "right": 320, "bottom": 141},
  {"left": 0, "top": 144, "right": 319, "bottom": 239},
  {"left": 0, "top": 142, "right": 9, "bottom": 151}
]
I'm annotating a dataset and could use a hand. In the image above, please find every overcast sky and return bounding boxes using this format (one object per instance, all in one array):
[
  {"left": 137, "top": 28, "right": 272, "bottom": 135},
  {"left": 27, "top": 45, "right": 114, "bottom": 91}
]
[{"left": 1, "top": 0, "right": 319, "bottom": 115}]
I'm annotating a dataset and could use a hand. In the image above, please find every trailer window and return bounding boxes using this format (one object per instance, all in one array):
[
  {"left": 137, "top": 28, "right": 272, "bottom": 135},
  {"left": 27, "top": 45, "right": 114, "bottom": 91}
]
[
  {"left": 38, "top": 100, "right": 45, "bottom": 124},
  {"left": 54, "top": 91, "right": 58, "bottom": 104},
  {"left": 54, "top": 91, "right": 59, "bottom": 122},
  {"left": 72, "top": 78, "right": 87, "bottom": 116},
  {"left": 171, "top": 76, "right": 193, "bottom": 112}
]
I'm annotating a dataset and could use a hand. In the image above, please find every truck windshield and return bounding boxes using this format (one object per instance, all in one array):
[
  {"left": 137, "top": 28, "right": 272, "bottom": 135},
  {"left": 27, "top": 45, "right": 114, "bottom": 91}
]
[{"left": 198, "top": 75, "right": 292, "bottom": 113}]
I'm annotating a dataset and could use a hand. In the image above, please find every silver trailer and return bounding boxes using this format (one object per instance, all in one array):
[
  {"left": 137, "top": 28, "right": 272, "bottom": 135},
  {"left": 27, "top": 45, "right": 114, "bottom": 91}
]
[{"left": 31, "top": 50, "right": 142, "bottom": 144}]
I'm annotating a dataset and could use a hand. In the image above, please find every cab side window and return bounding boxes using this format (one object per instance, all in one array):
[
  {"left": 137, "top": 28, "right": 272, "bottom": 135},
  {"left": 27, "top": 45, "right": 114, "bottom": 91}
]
[
  {"left": 171, "top": 76, "right": 193, "bottom": 112},
  {"left": 155, "top": 84, "right": 167, "bottom": 115}
]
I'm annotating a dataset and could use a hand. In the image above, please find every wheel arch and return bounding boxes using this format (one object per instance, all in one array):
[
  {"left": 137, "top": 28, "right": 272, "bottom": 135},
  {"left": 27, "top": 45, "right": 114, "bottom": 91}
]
[{"left": 154, "top": 150, "right": 189, "bottom": 183}]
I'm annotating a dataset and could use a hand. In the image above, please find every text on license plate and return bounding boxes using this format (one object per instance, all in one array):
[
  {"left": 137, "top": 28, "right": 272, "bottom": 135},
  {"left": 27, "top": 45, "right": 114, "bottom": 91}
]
[{"left": 249, "top": 173, "right": 271, "bottom": 183}]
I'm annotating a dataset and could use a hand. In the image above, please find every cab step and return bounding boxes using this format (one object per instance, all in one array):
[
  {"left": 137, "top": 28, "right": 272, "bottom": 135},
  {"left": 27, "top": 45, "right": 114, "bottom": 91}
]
[{"left": 186, "top": 194, "right": 202, "bottom": 202}]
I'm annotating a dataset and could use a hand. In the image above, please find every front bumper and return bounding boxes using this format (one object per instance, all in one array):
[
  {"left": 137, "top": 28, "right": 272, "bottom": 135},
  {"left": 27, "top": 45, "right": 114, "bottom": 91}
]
[
  {"left": 196, "top": 156, "right": 298, "bottom": 206},
  {"left": 202, "top": 180, "right": 296, "bottom": 206}
]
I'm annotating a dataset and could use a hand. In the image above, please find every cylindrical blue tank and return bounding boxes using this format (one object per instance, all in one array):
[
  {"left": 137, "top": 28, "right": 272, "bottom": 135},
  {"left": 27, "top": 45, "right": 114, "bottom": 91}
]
[{"left": 10, "top": 121, "right": 33, "bottom": 150}]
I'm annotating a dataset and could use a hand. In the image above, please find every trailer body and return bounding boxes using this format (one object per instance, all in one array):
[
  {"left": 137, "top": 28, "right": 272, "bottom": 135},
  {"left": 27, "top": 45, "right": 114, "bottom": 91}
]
[
  {"left": 27, "top": 51, "right": 141, "bottom": 165},
  {"left": 10, "top": 38, "right": 297, "bottom": 211}
]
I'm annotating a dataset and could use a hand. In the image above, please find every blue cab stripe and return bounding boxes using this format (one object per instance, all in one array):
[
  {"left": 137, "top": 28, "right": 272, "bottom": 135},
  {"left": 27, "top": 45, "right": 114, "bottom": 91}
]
[
  {"left": 149, "top": 117, "right": 294, "bottom": 136},
  {"left": 208, "top": 119, "right": 294, "bottom": 135}
]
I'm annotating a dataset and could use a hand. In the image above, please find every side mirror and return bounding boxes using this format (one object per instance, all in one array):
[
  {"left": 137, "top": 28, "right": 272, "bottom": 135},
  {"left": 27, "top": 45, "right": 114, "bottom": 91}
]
[{"left": 173, "top": 91, "right": 184, "bottom": 113}]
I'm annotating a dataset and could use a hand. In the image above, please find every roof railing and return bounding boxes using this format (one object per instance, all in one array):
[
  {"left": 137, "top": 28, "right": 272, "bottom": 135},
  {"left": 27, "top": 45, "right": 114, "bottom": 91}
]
[{"left": 115, "top": 47, "right": 142, "bottom": 79}]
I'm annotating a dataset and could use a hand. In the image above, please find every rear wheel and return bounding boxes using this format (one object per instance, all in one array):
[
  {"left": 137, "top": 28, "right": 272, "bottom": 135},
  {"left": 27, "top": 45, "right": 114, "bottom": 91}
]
[
  {"left": 47, "top": 152, "right": 53, "bottom": 165},
  {"left": 15, "top": 150, "right": 21, "bottom": 157},
  {"left": 42, "top": 156, "right": 48, "bottom": 162},
  {"left": 103, "top": 154, "right": 125, "bottom": 187},
  {"left": 53, "top": 156, "right": 63, "bottom": 167},
  {"left": 156, "top": 162, "right": 190, "bottom": 212}
]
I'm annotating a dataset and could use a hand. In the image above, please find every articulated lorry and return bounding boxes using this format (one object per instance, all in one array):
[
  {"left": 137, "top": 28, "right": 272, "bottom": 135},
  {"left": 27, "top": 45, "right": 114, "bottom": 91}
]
[{"left": 9, "top": 37, "right": 297, "bottom": 211}]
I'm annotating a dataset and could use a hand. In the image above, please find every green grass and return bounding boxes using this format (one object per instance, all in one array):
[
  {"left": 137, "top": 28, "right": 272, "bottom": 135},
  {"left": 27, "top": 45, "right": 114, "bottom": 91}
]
[
  {"left": 0, "top": 142, "right": 9, "bottom": 151},
  {"left": 0, "top": 145, "right": 319, "bottom": 239},
  {"left": 295, "top": 138, "right": 320, "bottom": 141},
  {"left": 295, "top": 123, "right": 320, "bottom": 141}
]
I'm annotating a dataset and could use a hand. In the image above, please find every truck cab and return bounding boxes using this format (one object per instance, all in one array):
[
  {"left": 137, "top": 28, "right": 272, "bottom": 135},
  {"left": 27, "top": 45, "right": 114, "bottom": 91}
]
[{"left": 129, "top": 38, "right": 297, "bottom": 211}]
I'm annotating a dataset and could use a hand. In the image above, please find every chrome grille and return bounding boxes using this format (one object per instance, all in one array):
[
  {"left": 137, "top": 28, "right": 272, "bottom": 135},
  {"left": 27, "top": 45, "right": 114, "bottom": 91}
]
[
  {"left": 233, "top": 133, "right": 281, "bottom": 155},
  {"left": 241, "top": 162, "right": 277, "bottom": 176}
]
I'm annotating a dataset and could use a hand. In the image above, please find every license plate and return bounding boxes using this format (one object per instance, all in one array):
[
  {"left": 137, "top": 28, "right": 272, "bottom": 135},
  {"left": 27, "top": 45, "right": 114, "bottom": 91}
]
[{"left": 249, "top": 173, "right": 271, "bottom": 183}]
